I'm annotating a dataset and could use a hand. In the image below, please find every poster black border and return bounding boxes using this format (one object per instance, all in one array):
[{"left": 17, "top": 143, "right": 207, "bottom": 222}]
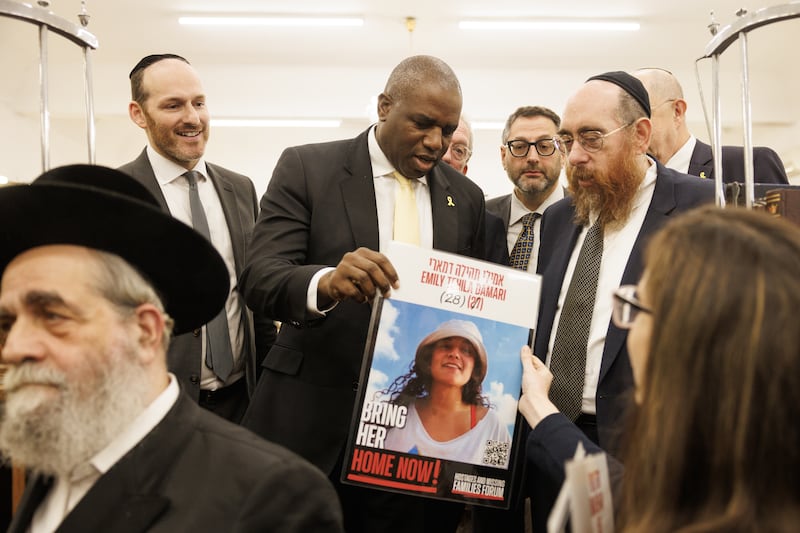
[{"left": 340, "top": 295, "right": 532, "bottom": 509}]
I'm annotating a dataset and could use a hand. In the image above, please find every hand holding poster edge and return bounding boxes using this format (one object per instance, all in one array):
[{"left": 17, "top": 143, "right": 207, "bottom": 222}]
[{"left": 340, "top": 244, "right": 542, "bottom": 509}]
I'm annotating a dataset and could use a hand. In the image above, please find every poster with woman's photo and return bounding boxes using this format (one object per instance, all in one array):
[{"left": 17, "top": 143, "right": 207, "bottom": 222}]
[{"left": 342, "top": 242, "right": 541, "bottom": 508}]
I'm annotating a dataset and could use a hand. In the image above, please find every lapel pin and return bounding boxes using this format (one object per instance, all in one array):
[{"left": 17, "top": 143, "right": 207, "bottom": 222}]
[
  {"left": 446, "top": 195, "right": 455, "bottom": 207},
  {"left": 699, "top": 171, "right": 707, "bottom": 179}
]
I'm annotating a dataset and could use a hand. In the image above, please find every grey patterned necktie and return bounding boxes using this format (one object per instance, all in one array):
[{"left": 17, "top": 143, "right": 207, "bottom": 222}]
[
  {"left": 184, "top": 170, "right": 234, "bottom": 381},
  {"left": 509, "top": 212, "right": 541, "bottom": 271},
  {"left": 549, "top": 221, "right": 604, "bottom": 421}
]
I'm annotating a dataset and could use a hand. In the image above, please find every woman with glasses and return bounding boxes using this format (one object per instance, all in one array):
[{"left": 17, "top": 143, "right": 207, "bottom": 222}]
[{"left": 519, "top": 205, "right": 800, "bottom": 531}]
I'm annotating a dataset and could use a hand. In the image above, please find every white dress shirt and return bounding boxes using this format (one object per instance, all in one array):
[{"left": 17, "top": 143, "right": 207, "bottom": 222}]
[
  {"left": 506, "top": 186, "right": 565, "bottom": 273},
  {"left": 31, "top": 375, "right": 180, "bottom": 533},
  {"left": 664, "top": 135, "right": 697, "bottom": 174},
  {"left": 146, "top": 146, "right": 244, "bottom": 389},
  {"left": 545, "top": 158, "right": 658, "bottom": 414}
]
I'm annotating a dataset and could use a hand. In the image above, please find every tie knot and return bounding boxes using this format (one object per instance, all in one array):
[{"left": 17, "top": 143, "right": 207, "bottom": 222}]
[
  {"left": 521, "top": 212, "right": 540, "bottom": 228},
  {"left": 393, "top": 171, "right": 414, "bottom": 191},
  {"left": 183, "top": 170, "right": 202, "bottom": 186}
]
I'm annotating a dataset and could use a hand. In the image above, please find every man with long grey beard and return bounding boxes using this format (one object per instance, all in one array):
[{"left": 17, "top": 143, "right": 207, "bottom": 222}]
[{"left": 0, "top": 165, "right": 343, "bottom": 533}]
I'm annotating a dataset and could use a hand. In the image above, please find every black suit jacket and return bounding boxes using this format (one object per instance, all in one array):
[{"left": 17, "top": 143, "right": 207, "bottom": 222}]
[
  {"left": 689, "top": 139, "right": 788, "bottom": 184},
  {"left": 486, "top": 194, "right": 513, "bottom": 231},
  {"left": 486, "top": 195, "right": 513, "bottom": 267},
  {"left": 485, "top": 210, "right": 509, "bottom": 265},
  {"left": 534, "top": 164, "right": 714, "bottom": 453},
  {"left": 118, "top": 150, "right": 276, "bottom": 399},
  {"left": 8, "top": 392, "right": 343, "bottom": 533},
  {"left": 240, "top": 128, "right": 487, "bottom": 474}
]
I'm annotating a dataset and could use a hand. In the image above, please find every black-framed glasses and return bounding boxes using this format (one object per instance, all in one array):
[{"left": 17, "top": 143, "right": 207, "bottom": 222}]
[
  {"left": 611, "top": 285, "right": 652, "bottom": 329},
  {"left": 448, "top": 143, "right": 472, "bottom": 162},
  {"left": 555, "top": 122, "right": 633, "bottom": 154},
  {"left": 505, "top": 138, "right": 558, "bottom": 158}
]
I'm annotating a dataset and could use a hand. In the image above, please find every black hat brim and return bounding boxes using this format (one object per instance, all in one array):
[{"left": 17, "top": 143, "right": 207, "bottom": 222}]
[{"left": 0, "top": 170, "right": 229, "bottom": 335}]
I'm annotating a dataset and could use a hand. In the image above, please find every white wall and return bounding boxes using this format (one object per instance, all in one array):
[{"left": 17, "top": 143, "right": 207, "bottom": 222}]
[{"left": 2, "top": 58, "right": 798, "bottom": 195}]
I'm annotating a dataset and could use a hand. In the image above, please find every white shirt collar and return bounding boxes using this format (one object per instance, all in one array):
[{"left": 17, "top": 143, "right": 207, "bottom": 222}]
[
  {"left": 665, "top": 135, "right": 696, "bottom": 174},
  {"left": 31, "top": 375, "right": 180, "bottom": 532},
  {"left": 509, "top": 185, "right": 565, "bottom": 226},
  {"left": 88, "top": 374, "right": 180, "bottom": 476},
  {"left": 367, "top": 125, "right": 426, "bottom": 185},
  {"left": 146, "top": 145, "right": 209, "bottom": 185}
]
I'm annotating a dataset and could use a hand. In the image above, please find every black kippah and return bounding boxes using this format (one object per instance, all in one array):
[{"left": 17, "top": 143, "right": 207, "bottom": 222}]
[{"left": 586, "top": 71, "right": 651, "bottom": 118}]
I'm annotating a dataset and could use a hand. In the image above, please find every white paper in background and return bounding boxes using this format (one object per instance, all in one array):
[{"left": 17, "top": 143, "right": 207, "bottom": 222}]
[
  {"left": 547, "top": 443, "right": 586, "bottom": 533},
  {"left": 386, "top": 241, "right": 541, "bottom": 329},
  {"left": 558, "top": 445, "right": 615, "bottom": 533}
]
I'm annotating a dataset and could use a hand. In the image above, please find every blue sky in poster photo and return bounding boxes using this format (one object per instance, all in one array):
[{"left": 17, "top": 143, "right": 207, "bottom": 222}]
[{"left": 365, "top": 299, "right": 530, "bottom": 434}]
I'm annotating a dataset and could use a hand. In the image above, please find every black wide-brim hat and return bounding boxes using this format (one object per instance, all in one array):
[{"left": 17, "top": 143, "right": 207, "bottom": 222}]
[{"left": 0, "top": 164, "right": 229, "bottom": 334}]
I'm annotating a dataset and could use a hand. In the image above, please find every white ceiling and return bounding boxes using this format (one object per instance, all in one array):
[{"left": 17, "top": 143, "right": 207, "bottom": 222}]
[{"left": 2, "top": 0, "right": 799, "bottom": 193}]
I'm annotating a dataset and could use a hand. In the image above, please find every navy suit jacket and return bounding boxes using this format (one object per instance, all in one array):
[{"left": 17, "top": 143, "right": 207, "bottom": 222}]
[
  {"left": 8, "top": 392, "right": 343, "bottom": 533},
  {"left": 118, "top": 150, "right": 276, "bottom": 400},
  {"left": 689, "top": 139, "right": 788, "bottom": 184},
  {"left": 240, "top": 128, "right": 487, "bottom": 474},
  {"left": 534, "top": 164, "right": 714, "bottom": 453}
]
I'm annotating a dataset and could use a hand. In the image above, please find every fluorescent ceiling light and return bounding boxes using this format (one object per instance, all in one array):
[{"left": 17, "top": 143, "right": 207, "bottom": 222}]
[
  {"left": 459, "top": 20, "right": 640, "bottom": 31},
  {"left": 212, "top": 119, "right": 342, "bottom": 128},
  {"left": 179, "top": 16, "right": 363, "bottom": 27}
]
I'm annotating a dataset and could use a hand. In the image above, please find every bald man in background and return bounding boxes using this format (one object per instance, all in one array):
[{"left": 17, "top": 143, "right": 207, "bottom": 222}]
[
  {"left": 633, "top": 68, "right": 788, "bottom": 185},
  {"left": 441, "top": 116, "right": 509, "bottom": 265}
]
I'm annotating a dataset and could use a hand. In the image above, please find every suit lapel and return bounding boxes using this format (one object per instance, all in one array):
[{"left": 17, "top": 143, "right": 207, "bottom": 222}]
[
  {"left": 341, "top": 131, "right": 380, "bottom": 250},
  {"left": 57, "top": 487, "right": 169, "bottom": 533},
  {"left": 429, "top": 164, "right": 458, "bottom": 252},
  {"left": 124, "top": 149, "right": 171, "bottom": 212},
  {"left": 56, "top": 394, "right": 199, "bottom": 533},
  {"left": 534, "top": 212, "right": 582, "bottom": 359},
  {"left": 598, "top": 166, "right": 677, "bottom": 382},
  {"left": 205, "top": 164, "right": 245, "bottom": 272},
  {"left": 688, "top": 140, "right": 714, "bottom": 180},
  {"left": 500, "top": 195, "right": 512, "bottom": 232}
]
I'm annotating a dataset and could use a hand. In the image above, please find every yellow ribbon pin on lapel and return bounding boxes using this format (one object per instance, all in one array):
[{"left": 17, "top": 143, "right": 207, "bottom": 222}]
[{"left": 446, "top": 195, "right": 455, "bottom": 207}]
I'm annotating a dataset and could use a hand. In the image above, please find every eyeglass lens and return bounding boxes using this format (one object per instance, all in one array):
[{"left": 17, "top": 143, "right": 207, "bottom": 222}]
[{"left": 507, "top": 139, "right": 557, "bottom": 157}]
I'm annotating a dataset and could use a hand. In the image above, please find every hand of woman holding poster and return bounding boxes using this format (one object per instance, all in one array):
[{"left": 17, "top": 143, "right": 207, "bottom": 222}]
[{"left": 518, "top": 346, "right": 559, "bottom": 430}]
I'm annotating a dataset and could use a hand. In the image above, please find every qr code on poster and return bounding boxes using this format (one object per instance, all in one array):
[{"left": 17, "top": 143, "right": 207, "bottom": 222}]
[{"left": 482, "top": 439, "right": 510, "bottom": 467}]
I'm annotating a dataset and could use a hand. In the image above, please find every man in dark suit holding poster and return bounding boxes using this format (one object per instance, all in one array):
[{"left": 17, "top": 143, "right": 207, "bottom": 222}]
[{"left": 240, "top": 55, "right": 487, "bottom": 533}]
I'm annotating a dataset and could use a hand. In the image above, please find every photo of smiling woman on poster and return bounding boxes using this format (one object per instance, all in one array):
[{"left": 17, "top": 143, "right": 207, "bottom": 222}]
[{"left": 382, "top": 319, "right": 512, "bottom": 468}]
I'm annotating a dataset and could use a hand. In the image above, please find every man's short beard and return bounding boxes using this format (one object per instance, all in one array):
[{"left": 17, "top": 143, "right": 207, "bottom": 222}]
[
  {"left": 567, "top": 143, "right": 644, "bottom": 230},
  {"left": 0, "top": 335, "right": 150, "bottom": 478}
]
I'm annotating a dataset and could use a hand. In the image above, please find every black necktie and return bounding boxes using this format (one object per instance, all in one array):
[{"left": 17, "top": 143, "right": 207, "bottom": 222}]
[
  {"left": 509, "top": 212, "right": 541, "bottom": 271},
  {"left": 549, "top": 221, "right": 604, "bottom": 421},
  {"left": 184, "top": 171, "right": 234, "bottom": 381}
]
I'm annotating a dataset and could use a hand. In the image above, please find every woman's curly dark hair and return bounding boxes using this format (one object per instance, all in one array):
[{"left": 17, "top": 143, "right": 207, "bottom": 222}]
[{"left": 380, "top": 339, "right": 489, "bottom": 407}]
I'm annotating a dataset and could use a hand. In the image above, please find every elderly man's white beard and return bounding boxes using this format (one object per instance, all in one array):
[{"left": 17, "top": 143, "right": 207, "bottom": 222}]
[{"left": 0, "top": 335, "right": 151, "bottom": 478}]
